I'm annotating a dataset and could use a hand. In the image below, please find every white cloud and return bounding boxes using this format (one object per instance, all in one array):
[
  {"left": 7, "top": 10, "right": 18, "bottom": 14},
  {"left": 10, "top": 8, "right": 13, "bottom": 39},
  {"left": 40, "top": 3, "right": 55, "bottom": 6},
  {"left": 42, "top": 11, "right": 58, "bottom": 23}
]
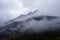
[
  {"left": 21, "top": 0, "right": 60, "bottom": 16},
  {"left": 0, "top": 0, "right": 29, "bottom": 24},
  {"left": 0, "top": 0, "right": 60, "bottom": 24},
  {"left": 0, "top": 0, "right": 28, "bottom": 16},
  {"left": 21, "top": 0, "right": 56, "bottom": 9}
]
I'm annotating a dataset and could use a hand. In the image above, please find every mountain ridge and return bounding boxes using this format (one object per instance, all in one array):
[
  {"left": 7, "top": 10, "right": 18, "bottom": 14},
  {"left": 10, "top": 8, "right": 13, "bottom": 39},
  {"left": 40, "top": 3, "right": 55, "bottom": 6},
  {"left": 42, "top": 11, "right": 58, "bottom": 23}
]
[{"left": 0, "top": 10, "right": 60, "bottom": 40}]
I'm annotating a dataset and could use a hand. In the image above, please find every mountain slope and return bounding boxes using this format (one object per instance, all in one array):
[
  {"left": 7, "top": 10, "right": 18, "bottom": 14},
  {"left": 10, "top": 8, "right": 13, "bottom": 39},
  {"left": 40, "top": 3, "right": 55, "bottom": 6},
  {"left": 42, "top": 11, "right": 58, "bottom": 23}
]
[{"left": 0, "top": 10, "right": 60, "bottom": 40}]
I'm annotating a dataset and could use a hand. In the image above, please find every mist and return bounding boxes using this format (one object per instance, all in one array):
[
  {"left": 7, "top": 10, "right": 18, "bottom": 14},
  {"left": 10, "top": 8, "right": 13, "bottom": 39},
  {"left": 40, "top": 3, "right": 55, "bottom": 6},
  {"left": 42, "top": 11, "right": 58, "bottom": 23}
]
[{"left": 0, "top": 0, "right": 60, "bottom": 24}]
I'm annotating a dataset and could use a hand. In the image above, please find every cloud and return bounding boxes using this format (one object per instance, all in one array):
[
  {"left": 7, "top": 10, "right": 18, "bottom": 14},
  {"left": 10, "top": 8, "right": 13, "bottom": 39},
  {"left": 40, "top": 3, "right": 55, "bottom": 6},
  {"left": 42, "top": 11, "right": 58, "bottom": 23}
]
[
  {"left": 0, "top": 0, "right": 60, "bottom": 24},
  {"left": 21, "top": 0, "right": 60, "bottom": 16},
  {"left": 0, "top": 0, "right": 28, "bottom": 24},
  {"left": 1, "top": 13, "right": 60, "bottom": 34}
]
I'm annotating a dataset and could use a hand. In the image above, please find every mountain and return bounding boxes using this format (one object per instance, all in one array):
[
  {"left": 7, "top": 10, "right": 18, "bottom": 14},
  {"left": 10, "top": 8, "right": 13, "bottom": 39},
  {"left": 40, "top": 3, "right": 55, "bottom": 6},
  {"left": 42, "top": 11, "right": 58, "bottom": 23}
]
[{"left": 0, "top": 10, "right": 60, "bottom": 40}]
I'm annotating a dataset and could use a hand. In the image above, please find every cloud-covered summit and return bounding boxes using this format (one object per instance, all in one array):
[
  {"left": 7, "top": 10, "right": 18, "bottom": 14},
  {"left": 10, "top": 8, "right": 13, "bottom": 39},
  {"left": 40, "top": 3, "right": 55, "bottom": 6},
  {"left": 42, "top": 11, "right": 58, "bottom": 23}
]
[{"left": 0, "top": 10, "right": 60, "bottom": 38}]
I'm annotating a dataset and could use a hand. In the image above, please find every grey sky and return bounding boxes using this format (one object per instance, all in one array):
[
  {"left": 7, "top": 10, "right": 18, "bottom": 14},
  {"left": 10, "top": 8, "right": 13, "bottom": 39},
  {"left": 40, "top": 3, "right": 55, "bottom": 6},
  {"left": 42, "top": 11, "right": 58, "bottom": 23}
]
[
  {"left": 0, "top": 0, "right": 60, "bottom": 24},
  {"left": 21, "top": 0, "right": 56, "bottom": 9},
  {"left": 21, "top": 0, "right": 60, "bottom": 16},
  {"left": 0, "top": 0, "right": 28, "bottom": 24}
]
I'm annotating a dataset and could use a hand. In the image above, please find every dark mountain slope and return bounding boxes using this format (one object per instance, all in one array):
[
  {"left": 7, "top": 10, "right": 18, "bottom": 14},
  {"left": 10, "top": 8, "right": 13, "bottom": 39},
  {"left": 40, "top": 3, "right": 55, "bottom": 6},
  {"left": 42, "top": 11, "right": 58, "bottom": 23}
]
[{"left": 0, "top": 10, "right": 60, "bottom": 40}]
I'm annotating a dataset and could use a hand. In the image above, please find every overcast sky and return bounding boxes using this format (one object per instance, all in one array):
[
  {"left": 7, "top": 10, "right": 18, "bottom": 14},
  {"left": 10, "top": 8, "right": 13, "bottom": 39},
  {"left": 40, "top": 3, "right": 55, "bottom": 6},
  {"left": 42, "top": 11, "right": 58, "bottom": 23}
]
[
  {"left": 0, "top": 0, "right": 60, "bottom": 24},
  {"left": 21, "top": 0, "right": 60, "bottom": 16},
  {"left": 0, "top": 0, "right": 28, "bottom": 24}
]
